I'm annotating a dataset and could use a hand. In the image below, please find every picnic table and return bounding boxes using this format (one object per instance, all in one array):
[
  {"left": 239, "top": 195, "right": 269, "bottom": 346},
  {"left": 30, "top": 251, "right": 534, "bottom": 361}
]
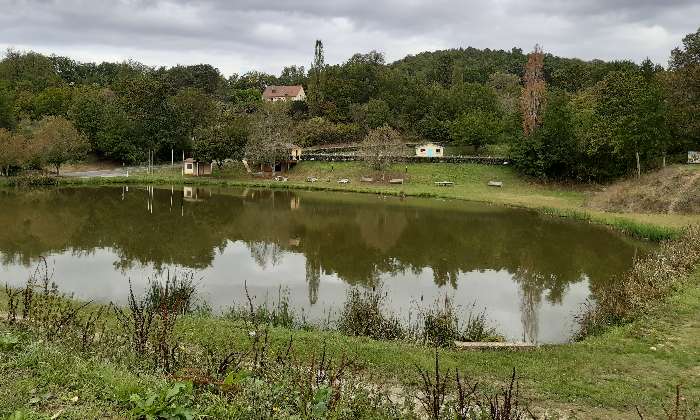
[
  {"left": 306, "top": 176, "right": 318, "bottom": 182},
  {"left": 337, "top": 178, "right": 350, "bottom": 184}
]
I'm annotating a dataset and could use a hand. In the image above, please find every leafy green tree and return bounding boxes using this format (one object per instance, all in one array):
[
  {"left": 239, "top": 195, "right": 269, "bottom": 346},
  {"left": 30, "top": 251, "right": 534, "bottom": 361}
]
[
  {"left": 0, "top": 88, "right": 15, "bottom": 129},
  {"left": 162, "top": 64, "right": 223, "bottom": 95},
  {"left": 417, "top": 115, "right": 451, "bottom": 143},
  {"left": 230, "top": 71, "right": 277, "bottom": 91},
  {"left": 568, "top": 71, "right": 667, "bottom": 180},
  {"left": 0, "top": 129, "right": 28, "bottom": 175},
  {"left": 169, "top": 87, "right": 217, "bottom": 153},
  {"left": 0, "top": 50, "right": 62, "bottom": 91},
  {"left": 68, "top": 86, "right": 109, "bottom": 149},
  {"left": 32, "top": 86, "right": 72, "bottom": 119},
  {"left": 32, "top": 116, "right": 90, "bottom": 174},
  {"left": 193, "top": 113, "right": 248, "bottom": 167},
  {"left": 512, "top": 91, "right": 577, "bottom": 179},
  {"left": 278, "top": 65, "right": 306, "bottom": 86},
  {"left": 450, "top": 109, "right": 501, "bottom": 152},
  {"left": 117, "top": 74, "right": 178, "bottom": 161},
  {"left": 666, "top": 27, "right": 700, "bottom": 149},
  {"left": 296, "top": 117, "right": 362, "bottom": 146},
  {"left": 353, "top": 98, "right": 391, "bottom": 129},
  {"left": 487, "top": 72, "right": 521, "bottom": 115},
  {"left": 95, "top": 102, "right": 137, "bottom": 163},
  {"left": 592, "top": 71, "right": 665, "bottom": 178},
  {"left": 226, "top": 88, "right": 263, "bottom": 113}
]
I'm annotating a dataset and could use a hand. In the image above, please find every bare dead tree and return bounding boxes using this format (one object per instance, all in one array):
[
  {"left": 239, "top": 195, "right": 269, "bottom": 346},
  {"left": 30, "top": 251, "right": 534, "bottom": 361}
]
[
  {"left": 521, "top": 44, "right": 546, "bottom": 137},
  {"left": 358, "top": 125, "right": 406, "bottom": 180}
]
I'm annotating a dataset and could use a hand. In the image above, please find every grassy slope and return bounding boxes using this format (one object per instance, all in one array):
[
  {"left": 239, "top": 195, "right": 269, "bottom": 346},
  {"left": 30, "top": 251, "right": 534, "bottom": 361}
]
[
  {"left": 587, "top": 164, "right": 700, "bottom": 215},
  {"left": 1, "top": 274, "right": 698, "bottom": 418},
  {"left": 51, "top": 161, "right": 700, "bottom": 239}
]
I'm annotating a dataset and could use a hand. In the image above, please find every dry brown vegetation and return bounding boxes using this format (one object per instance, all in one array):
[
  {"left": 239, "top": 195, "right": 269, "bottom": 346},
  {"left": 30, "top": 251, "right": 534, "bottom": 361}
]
[
  {"left": 576, "top": 224, "right": 700, "bottom": 338},
  {"left": 587, "top": 165, "right": 700, "bottom": 214}
]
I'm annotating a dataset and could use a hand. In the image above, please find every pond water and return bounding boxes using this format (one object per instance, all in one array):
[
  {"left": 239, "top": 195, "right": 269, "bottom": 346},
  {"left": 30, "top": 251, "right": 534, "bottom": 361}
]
[{"left": 0, "top": 186, "right": 651, "bottom": 343}]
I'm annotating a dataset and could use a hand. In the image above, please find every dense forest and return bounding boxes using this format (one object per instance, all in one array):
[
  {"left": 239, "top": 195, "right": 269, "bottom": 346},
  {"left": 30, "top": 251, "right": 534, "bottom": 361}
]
[{"left": 0, "top": 27, "right": 699, "bottom": 181}]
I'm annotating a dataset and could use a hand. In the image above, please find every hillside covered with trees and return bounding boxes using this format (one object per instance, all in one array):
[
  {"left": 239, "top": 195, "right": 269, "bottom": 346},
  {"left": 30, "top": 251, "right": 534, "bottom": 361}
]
[{"left": 0, "top": 27, "right": 699, "bottom": 181}]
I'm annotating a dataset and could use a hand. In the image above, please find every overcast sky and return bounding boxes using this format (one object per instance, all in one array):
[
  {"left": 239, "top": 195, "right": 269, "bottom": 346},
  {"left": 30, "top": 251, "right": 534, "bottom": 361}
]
[{"left": 1, "top": 0, "right": 698, "bottom": 77}]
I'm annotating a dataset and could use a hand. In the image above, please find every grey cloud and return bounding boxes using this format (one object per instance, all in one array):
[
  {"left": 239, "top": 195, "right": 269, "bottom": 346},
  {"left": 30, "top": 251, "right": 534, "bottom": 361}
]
[{"left": 0, "top": 0, "right": 697, "bottom": 75}]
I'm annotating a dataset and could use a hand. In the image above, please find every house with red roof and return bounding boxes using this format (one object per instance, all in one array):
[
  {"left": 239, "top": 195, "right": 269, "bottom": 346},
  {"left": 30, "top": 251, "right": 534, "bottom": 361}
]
[{"left": 262, "top": 85, "right": 306, "bottom": 102}]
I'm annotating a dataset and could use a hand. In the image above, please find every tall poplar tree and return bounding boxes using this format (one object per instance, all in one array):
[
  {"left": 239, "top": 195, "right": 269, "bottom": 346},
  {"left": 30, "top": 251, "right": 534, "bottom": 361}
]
[{"left": 308, "top": 40, "right": 325, "bottom": 116}]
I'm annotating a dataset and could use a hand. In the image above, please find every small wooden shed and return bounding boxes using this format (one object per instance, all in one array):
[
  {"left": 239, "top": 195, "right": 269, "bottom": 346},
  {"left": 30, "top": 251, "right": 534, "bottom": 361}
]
[
  {"left": 689, "top": 151, "right": 700, "bottom": 164},
  {"left": 183, "top": 158, "right": 213, "bottom": 176},
  {"left": 415, "top": 143, "right": 444, "bottom": 157},
  {"left": 289, "top": 144, "right": 302, "bottom": 161}
]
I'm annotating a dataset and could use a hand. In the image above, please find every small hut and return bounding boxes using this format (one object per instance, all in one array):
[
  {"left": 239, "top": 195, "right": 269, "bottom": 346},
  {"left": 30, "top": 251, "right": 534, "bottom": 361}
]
[
  {"left": 183, "top": 158, "right": 213, "bottom": 176},
  {"left": 415, "top": 143, "right": 444, "bottom": 157},
  {"left": 689, "top": 151, "right": 700, "bottom": 164},
  {"left": 257, "top": 144, "right": 302, "bottom": 173},
  {"left": 289, "top": 144, "right": 302, "bottom": 161}
]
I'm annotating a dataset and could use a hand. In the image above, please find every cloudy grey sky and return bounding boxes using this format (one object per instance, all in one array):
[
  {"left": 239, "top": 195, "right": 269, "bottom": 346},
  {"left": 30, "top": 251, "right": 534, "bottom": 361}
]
[{"left": 1, "top": 0, "right": 698, "bottom": 76}]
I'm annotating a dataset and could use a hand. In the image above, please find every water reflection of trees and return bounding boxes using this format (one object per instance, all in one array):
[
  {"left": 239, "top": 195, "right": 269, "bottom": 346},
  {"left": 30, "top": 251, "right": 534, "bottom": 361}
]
[{"left": 0, "top": 187, "right": 646, "bottom": 316}]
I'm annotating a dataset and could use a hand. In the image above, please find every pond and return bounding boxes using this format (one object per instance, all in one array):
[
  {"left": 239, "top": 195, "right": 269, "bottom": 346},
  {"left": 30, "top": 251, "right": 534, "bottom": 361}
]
[{"left": 0, "top": 185, "right": 651, "bottom": 343}]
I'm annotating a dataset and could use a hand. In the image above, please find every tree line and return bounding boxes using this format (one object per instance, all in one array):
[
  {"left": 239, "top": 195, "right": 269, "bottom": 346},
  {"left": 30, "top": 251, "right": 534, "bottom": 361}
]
[{"left": 0, "top": 27, "right": 698, "bottom": 181}]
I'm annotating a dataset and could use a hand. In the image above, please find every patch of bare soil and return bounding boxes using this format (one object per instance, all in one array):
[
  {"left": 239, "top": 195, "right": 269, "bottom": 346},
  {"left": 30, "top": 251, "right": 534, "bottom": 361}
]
[{"left": 586, "top": 165, "right": 700, "bottom": 214}]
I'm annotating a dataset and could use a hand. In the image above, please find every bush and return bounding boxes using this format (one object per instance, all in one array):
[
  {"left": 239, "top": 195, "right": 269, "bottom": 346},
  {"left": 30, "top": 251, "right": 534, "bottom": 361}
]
[
  {"left": 4, "top": 174, "right": 58, "bottom": 187},
  {"left": 337, "top": 288, "right": 405, "bottom": 340},
  {"left": 421, "top": 298, "right": 503, "bottom": 347},
  {"left": 296, "top": 117, "right": 363, "bottom": 146}
]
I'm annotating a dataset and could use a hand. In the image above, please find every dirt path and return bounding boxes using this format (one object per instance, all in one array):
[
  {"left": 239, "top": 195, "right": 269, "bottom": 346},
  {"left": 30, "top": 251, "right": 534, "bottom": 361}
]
[{"left": 669, "top": 170, "right": 700, "bottom": 214}]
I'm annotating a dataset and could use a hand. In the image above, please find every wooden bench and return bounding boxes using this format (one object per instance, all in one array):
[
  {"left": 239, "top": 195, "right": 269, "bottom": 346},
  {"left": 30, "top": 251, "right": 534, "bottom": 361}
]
[
  {"left": 488, "top": 181, "right": 503, "bottom": 187},
  {"left": 360, "top": 177, "right": 374, "bottom": 183},
  {"left": 389, "top": 178, "right": 404, "bottom": 184},
  {"left": 434, "top": 181, "right": 454, "bottom": 187},
  {"left": 454, "top": 341, "right": 536, "bottom": 350}
]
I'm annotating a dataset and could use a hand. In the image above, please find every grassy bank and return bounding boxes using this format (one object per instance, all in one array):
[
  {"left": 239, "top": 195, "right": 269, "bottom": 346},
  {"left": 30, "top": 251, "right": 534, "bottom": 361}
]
[
  {"left": 1, "top": 270, "right": 699, "bottom": 418},
  {"left": 6, "top": 162, "right": 698, "bottom": 240}
]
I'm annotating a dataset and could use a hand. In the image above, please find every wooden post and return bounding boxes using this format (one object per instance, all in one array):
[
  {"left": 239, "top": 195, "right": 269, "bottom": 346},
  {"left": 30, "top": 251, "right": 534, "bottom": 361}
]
[
  {"left": 636, "top": 151, "right": 641, "bottom": 178},
  {"left": 171, "top": 149, "right": 174, "bottom": 166}
]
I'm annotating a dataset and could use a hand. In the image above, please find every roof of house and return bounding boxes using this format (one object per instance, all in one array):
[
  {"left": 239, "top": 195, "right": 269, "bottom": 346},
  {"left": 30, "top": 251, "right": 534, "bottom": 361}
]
[{"left": 263, "top": 85, "right": 304, "bottom": 99}]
